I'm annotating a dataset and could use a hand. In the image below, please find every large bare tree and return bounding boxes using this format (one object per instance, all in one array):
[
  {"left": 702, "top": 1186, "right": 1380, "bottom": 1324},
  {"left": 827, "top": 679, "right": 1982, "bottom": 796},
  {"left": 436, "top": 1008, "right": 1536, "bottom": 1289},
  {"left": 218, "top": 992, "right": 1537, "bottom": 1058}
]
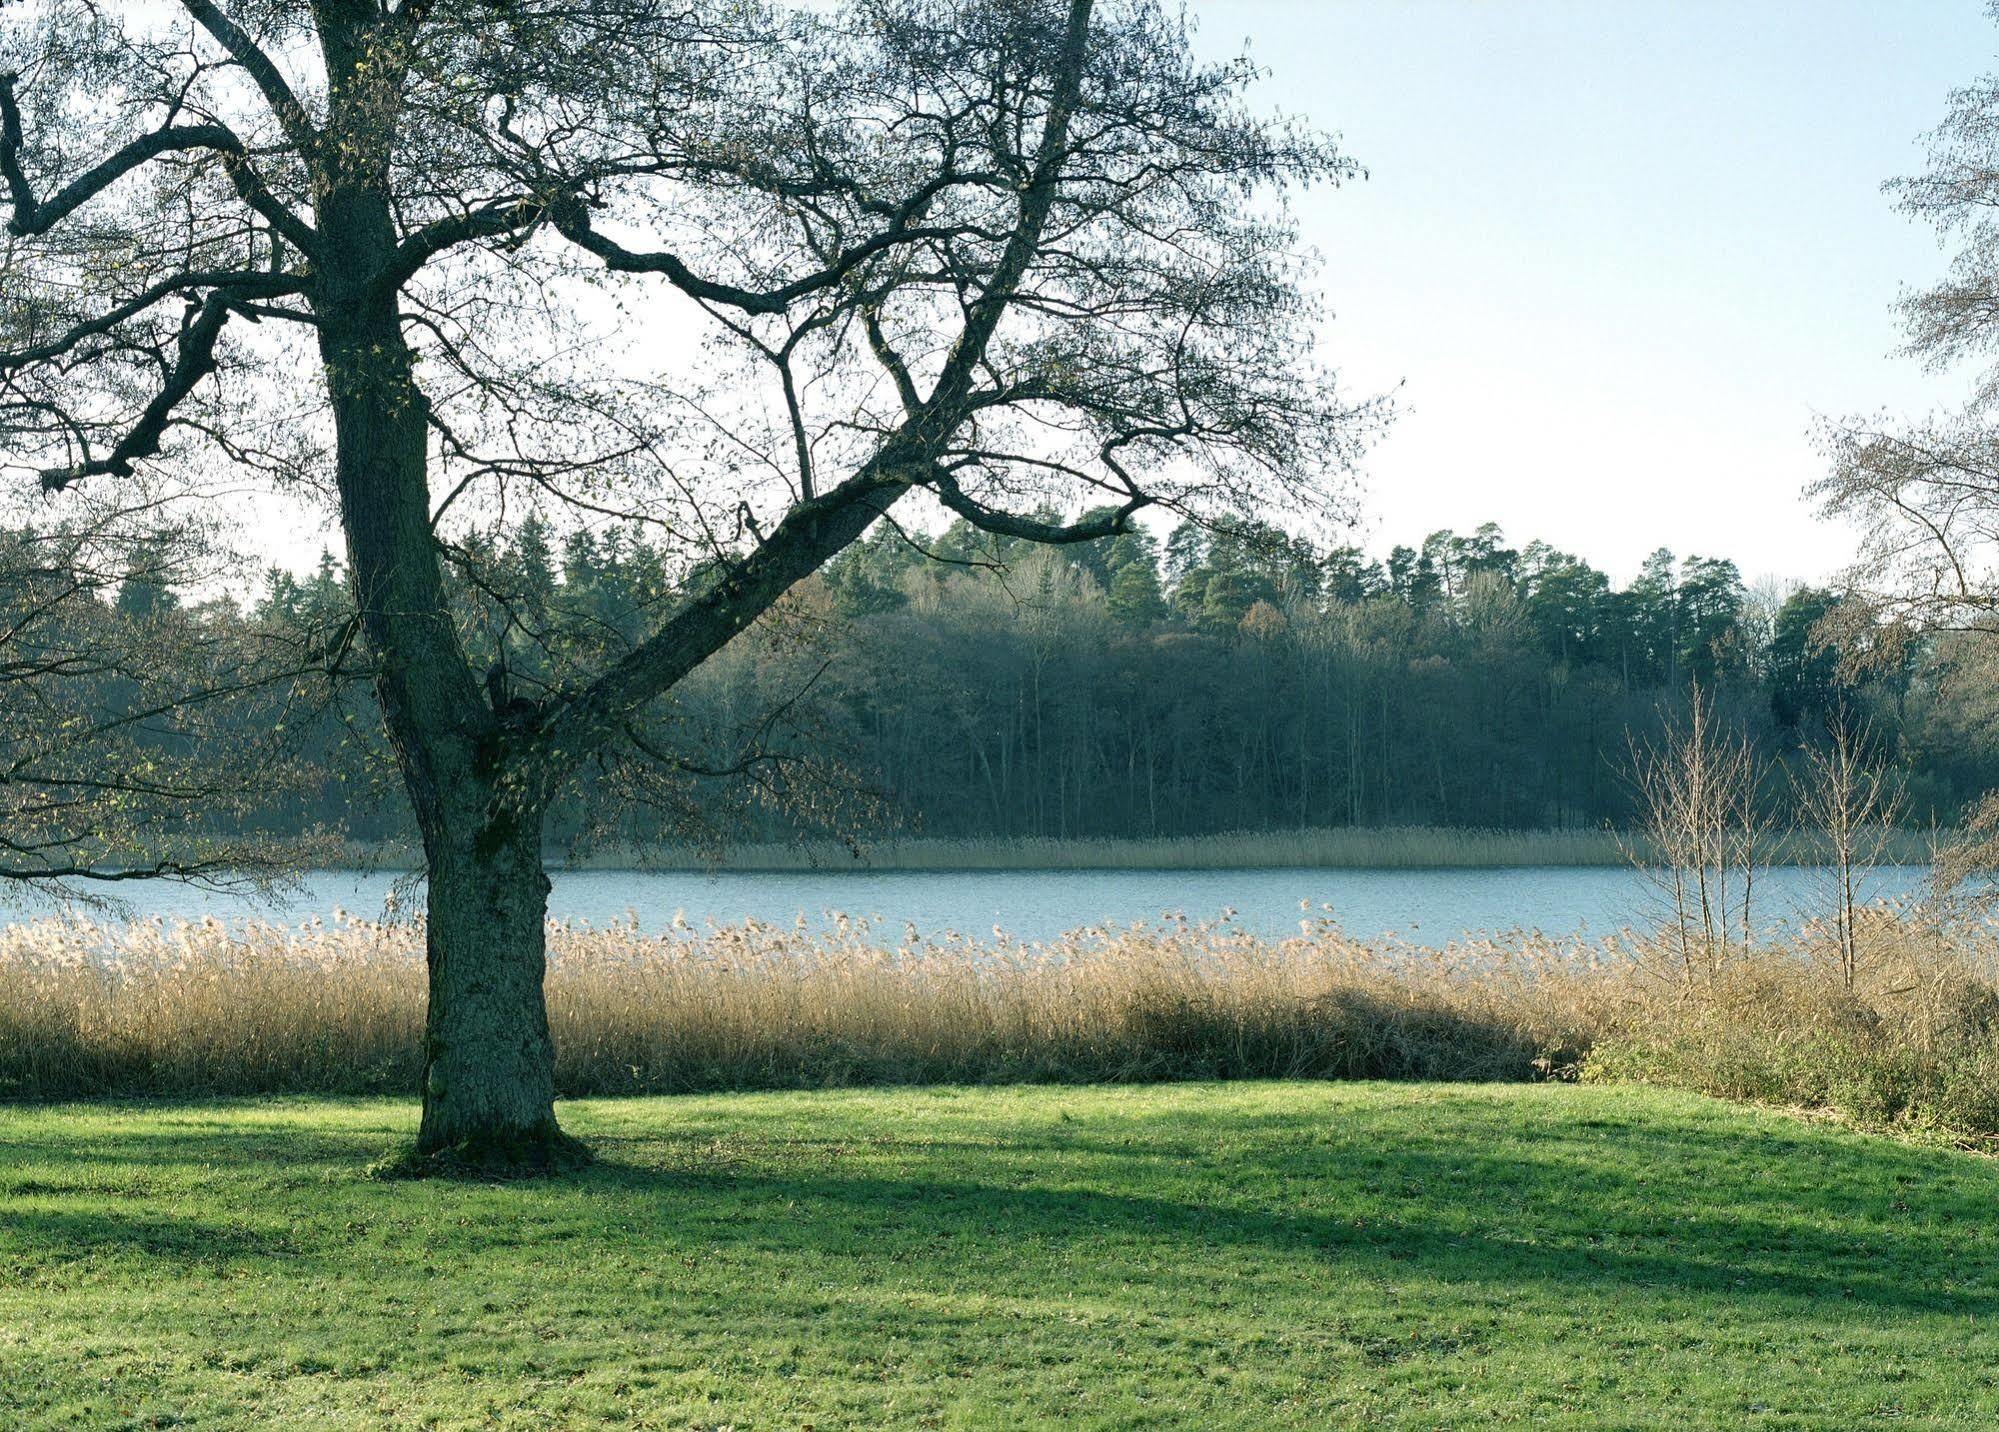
[
  {"left": 0, "top": 0, "right": 1373, "bottom": 1167},
  {"left": 1814, "top": 31, "right": 1999, "bottom": 887},
  {"left": 1815, "top": 35, "right": 1999, "bottom": 630}
]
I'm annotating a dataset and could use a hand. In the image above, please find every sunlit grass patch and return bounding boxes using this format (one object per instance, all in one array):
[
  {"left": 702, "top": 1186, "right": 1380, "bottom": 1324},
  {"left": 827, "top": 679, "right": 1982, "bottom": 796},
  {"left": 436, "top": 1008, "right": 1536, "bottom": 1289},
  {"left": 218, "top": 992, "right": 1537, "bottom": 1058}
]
[{"left": 2, "top": 1082, "right": 1996, "bottom": 1428}]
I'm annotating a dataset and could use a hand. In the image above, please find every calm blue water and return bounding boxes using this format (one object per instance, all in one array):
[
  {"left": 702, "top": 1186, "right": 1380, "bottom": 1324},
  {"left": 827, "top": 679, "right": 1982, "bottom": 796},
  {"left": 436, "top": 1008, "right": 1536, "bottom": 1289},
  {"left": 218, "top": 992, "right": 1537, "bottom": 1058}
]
[{"left": 6, "top": 864, "right": 1931, "bottom": 946}]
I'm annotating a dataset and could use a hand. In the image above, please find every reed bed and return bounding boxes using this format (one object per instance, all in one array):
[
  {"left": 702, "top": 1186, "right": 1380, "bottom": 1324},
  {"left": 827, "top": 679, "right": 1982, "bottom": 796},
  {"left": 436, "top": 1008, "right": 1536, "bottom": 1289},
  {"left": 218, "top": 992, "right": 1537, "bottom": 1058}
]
[{"left": 6, "top": 905, "right": 1999, "bottom": 1141}]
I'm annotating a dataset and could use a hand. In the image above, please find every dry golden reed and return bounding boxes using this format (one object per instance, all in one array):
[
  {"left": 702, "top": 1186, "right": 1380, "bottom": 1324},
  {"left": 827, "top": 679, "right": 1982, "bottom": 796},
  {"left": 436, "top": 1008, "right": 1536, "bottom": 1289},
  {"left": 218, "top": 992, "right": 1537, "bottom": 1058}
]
[{"left": 4, "top": 904, "right": 1996, "bottom": 1141}]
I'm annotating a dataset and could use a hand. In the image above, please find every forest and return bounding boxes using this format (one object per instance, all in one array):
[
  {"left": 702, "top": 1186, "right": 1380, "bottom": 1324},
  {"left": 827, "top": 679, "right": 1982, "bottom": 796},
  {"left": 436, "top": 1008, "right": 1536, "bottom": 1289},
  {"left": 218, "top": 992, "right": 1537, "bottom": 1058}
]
[{"left": 64, "top": 512, "right": 1997, "bottom": 855}]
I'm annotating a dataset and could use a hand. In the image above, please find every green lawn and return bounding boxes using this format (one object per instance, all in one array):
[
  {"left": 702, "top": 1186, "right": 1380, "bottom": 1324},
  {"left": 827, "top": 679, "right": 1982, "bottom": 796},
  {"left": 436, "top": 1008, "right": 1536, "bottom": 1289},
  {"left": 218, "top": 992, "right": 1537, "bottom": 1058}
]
[{"left": 2, "top": 1084, "right": 1995, "bottom": 1429}]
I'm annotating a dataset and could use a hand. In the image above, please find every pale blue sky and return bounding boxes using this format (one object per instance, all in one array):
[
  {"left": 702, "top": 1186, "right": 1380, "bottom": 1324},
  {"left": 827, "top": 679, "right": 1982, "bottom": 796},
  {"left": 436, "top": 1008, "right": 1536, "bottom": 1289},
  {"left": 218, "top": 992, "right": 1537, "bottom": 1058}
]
[
  {"left": 241, "top": 2, "right": 1994, "bottom": 586},
  {"left": 1194, "top": 0, "right": 1996, "bottom": 582}
]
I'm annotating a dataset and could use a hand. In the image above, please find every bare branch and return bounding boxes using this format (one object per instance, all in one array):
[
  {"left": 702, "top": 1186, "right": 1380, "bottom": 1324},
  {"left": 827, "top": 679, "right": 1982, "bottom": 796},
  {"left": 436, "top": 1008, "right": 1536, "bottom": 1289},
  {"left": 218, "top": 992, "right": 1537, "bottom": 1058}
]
[
  {"left": 0, "top": 70, "right": 318, "bottom": 252},
  {"left": 178, "top": 0, "right": 319, "bottom": 154},
  {"left": 36, "top": 292, "right": 237, "bottom": 490}
]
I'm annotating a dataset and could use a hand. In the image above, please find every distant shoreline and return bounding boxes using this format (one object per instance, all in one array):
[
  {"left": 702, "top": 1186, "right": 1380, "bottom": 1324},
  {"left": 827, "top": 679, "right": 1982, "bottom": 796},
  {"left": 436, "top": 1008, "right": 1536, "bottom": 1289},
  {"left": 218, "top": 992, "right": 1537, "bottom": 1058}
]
[{"left": 322, "top": 825, "right": 1944, "bottom": 874}]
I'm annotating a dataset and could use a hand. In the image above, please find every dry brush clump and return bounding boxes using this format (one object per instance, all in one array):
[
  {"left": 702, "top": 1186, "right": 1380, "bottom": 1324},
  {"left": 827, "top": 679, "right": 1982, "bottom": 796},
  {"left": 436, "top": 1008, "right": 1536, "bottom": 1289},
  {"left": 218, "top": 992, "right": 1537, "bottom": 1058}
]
[
  {"left": 5, "top": 905, "right": 1998, "bottom": 1142},
  {"left": 1583, "top": 907, "right": 1999, "bottom": 1143},
  {"left": 1588, "top": 686, "right": 1999, "bottom": 1140}
]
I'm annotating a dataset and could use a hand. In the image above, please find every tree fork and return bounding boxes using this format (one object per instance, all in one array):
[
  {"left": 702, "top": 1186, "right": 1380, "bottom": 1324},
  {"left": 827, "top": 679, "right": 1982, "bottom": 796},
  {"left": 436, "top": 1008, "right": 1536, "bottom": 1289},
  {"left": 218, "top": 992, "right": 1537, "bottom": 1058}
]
[{"left": 318, "top": 276, "right": 576, "bottom": 1172}]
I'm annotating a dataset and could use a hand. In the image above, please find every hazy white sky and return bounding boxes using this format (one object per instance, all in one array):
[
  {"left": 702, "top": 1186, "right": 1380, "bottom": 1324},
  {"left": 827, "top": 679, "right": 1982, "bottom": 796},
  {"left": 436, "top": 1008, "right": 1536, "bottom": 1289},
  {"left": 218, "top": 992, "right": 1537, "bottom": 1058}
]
[{"left": 1193, "top": 0, "right": 1996, "bottom": 583}]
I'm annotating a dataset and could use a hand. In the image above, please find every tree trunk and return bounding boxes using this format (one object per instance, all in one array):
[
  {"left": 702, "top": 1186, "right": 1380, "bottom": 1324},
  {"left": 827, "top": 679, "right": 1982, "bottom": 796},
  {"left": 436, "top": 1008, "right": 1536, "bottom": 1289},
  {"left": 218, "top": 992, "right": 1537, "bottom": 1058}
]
[
  {"left": 315, "top": 250, "right": 579, "bottom": 1171},
  {"left": 415, "top": 807, "right": 575, "bottom": 1166}
]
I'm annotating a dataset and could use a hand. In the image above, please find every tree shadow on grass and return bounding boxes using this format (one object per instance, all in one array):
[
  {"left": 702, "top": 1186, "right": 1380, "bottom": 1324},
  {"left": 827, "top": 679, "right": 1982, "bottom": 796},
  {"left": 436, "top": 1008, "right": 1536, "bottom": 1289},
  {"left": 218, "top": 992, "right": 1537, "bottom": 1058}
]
[
  {"left": 0, "top": 1126, "right": 393, "bottom": 1174},
  {"left": 4, "top": 1092, "right": 1996, "bottom": 1320},
  {"left": 0, "top": 1206, "right": 299, "bottom": 1264},
  {"left": 565, "top": 1123, "right": 1999, "bottom": 1322}
]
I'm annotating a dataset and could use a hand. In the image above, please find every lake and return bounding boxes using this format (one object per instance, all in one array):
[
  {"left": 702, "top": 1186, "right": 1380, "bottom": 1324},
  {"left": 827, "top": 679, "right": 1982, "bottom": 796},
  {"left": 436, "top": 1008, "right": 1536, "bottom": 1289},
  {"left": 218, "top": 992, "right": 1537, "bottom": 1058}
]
[{"left": 6, "top": 863, "right": 1931, "bottom": 946}]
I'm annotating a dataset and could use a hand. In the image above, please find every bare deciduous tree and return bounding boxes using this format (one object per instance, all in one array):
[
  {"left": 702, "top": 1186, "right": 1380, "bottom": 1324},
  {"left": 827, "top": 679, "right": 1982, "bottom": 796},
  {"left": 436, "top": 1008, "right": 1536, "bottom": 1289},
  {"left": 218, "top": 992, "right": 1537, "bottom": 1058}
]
[
  {"left": 1813, "top": 34, "right": 1999, "bottom": 911},
  {"left": 1621, "top": 687, "right": 1771, "bottom": 984},
  {"left": 0, "top": 0, "right": 1375, "bottom": 1166},
  {"left": 1787, "top": 711, "right": 1908, "bottom": 991}
]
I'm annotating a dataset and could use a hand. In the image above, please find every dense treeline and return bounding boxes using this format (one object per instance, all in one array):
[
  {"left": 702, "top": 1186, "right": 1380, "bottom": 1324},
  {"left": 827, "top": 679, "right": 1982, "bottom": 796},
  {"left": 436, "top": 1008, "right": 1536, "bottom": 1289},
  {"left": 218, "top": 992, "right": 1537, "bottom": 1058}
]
[
  {"left": 51, "top": 515, "right": 1999, "bottom": 851},
  {"left": 772, "top": 516, "right": 1988, "bottom": 838}
]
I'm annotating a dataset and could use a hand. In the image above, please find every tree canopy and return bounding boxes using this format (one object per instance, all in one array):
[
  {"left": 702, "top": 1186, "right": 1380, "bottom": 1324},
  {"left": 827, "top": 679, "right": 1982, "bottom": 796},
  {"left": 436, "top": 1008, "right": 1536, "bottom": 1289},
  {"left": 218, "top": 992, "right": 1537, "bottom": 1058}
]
[{"left": 0, "top": 0, "right": 1376, "bottom": 1164}]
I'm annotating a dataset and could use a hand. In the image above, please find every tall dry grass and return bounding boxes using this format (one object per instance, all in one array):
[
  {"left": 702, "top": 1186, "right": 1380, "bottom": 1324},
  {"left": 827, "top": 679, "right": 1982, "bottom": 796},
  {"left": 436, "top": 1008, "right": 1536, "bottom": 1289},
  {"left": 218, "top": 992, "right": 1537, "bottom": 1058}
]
[
  {"left": 7, "top": 905, "right": 1999, "bottom": 1141},
  {"left": 0, "top": 912, "right": 1598, "bottom": 1097}
]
